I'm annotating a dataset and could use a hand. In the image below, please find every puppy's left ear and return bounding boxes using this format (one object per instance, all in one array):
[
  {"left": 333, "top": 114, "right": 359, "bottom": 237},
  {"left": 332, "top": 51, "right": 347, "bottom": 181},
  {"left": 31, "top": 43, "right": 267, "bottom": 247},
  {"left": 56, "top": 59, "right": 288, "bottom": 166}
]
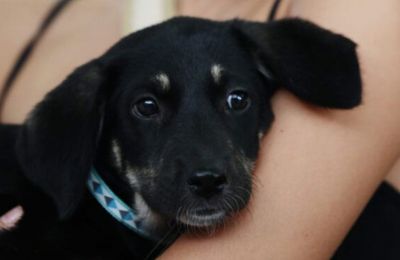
[
  {"left": 233, "top": 18, "right": 362, "bottom": 108},
  {"left": 16, "top": 59, "right": 107, "bottom": 218}
]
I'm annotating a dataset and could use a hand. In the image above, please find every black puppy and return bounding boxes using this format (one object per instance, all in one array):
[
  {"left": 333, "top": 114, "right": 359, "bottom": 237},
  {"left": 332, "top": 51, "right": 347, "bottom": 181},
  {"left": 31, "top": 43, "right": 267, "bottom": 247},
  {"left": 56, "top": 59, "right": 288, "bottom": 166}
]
[{"left": 0, "top": 17, "right": 361, "bottom": 259}]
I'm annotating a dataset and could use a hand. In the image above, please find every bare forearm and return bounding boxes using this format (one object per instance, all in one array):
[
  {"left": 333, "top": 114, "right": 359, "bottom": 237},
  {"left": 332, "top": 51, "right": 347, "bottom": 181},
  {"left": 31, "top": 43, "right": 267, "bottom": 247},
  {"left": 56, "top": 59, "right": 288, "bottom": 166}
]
[{"left": 160, "top": 0, "right": 400, "bottom": 259}]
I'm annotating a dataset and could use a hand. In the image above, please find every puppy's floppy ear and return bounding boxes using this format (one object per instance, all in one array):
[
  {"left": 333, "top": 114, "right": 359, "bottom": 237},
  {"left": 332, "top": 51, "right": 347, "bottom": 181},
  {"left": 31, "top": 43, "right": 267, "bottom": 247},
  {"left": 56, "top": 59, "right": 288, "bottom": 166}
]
[
  {"left": 16, "top": 59, "right": 107, "bottom": 218},
  {"left": 233, "top": 18, "right": 362, "bottom": 108}
]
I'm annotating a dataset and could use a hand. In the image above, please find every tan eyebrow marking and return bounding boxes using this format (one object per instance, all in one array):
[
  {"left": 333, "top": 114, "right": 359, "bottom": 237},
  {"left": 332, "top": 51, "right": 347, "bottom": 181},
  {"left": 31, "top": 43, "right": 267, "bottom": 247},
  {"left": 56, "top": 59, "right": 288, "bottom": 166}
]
[
  {"left": 111, "top": 139, "right": 123, "bottom": 171},
  {"left": 154, "top": 73, "right": 170, "bottom": 92},
  {"left": 211, "top": 64, "right": 224, "bottom": 84}
]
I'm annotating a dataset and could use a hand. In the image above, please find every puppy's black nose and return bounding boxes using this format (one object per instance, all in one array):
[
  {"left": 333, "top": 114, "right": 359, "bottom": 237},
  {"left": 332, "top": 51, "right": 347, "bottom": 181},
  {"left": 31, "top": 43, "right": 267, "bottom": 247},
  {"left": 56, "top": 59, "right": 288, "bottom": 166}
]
[{"left": 187, "top": 171, "right": 227, "bottom": 198}]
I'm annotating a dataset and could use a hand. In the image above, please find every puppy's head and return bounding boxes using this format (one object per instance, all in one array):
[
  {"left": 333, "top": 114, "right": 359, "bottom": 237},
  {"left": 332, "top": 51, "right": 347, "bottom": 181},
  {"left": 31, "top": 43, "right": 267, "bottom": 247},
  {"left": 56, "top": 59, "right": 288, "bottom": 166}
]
[{"left": 16, "top": 18, "right": 361, "bottom": 230}]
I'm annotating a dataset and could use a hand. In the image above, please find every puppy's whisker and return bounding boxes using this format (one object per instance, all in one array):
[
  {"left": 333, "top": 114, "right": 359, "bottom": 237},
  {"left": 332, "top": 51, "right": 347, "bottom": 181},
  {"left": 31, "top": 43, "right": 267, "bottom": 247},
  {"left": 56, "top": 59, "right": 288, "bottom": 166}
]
[
  {"left": 236, "top": 186, "right": 252, "bottom": 198},
  {"left": 231, "top": 194, "right": 242, "bottom": 213},
  {"left": 223, "top": 196, "right": 236, "bottom": 215},
  {"left": 226, "top": 194, "right": 238, "bottom": 213},
  {"left": 251, "top": 174, "right": 263, "bottom": 189}
]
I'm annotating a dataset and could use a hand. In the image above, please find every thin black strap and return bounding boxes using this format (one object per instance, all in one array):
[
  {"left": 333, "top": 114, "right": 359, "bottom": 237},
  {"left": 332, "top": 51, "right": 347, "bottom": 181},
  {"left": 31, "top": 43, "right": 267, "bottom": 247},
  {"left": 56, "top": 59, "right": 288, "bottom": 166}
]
[
  {"left": 0, "top": 0, "right": 73, "bottom": 119},
  {"left": 267, "top": 0, "right": 282, "bottom": 22}
]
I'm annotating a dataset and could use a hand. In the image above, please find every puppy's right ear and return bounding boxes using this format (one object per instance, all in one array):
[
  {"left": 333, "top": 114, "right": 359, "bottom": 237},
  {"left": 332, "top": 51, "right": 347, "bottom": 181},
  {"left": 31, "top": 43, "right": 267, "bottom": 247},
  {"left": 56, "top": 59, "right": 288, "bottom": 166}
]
[
  {"left": 233, "top": 19, "right": 362, "bottom": 109},
  {"left": 16, "top": 59, "right": 107, "bottom": 218}
]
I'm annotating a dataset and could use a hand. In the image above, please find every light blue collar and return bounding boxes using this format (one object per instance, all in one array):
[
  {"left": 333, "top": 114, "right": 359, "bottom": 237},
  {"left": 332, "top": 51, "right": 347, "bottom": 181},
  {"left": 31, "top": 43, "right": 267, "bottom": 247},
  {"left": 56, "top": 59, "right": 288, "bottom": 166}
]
[{"left": 87, "top": 168, "right": 157, "bottom": 241}]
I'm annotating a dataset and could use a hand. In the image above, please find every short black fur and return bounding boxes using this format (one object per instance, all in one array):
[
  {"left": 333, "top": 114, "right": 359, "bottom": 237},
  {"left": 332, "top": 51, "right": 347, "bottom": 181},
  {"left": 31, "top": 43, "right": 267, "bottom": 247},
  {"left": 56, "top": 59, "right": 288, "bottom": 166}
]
[{"left": 0, "top": 17, "right": 362, "bottom": 259}]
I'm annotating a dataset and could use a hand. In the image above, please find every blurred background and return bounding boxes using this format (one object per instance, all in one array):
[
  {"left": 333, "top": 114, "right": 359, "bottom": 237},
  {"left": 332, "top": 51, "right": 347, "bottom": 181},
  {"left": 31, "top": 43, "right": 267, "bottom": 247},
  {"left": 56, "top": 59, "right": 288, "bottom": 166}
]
[{"left": 0, "top": 0, "right": 279, "bottom": 123}]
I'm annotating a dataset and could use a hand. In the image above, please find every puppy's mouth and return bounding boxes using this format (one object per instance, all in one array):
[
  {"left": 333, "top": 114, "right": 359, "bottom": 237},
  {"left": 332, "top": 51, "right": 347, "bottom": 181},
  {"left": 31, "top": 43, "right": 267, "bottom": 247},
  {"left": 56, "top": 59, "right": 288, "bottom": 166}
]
[{"left": 177, "top": 208, "right": 226, "bottom": 227}]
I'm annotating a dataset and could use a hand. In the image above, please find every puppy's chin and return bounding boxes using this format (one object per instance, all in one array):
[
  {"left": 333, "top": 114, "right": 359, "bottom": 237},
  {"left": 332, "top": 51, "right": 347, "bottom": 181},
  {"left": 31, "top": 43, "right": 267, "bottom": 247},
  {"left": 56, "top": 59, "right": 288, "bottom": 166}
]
[{"left": 177, "top": 208, "right": 226, "bottom": 228}]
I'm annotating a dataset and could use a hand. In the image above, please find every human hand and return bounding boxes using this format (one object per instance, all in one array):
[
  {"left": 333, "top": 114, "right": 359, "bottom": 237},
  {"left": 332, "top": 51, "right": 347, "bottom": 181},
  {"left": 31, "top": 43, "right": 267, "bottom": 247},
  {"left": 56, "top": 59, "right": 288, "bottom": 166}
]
[{"left": 0, "top": 206, "right": 23, "bottom": 230}]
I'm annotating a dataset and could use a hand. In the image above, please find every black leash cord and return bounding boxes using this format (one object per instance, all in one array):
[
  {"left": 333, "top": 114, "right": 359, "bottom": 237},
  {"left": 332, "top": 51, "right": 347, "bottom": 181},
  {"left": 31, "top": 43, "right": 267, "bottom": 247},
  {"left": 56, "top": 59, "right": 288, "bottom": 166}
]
[
  {"left": 267, "top": 0, "right": 282, "bottom": 22},
  {"left": 0, "top": 0, "right": 73, "bottom": 120}
]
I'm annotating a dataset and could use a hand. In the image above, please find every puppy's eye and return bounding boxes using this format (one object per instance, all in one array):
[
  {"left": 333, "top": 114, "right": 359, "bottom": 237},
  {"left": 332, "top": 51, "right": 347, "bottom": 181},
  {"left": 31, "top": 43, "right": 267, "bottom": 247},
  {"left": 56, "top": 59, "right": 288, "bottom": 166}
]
[
  {"left": 226, "top": 91, "right": 250, "bottom": 111},
  {"left": 132, "top": 98, "right": 160, "bottom": 118}
]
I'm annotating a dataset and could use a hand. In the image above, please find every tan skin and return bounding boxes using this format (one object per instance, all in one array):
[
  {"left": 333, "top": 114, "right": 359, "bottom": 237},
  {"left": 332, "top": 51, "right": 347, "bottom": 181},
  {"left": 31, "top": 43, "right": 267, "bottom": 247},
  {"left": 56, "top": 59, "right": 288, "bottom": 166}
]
[{"left": 1, "top": 1, "right": 400, "bottom": 258}]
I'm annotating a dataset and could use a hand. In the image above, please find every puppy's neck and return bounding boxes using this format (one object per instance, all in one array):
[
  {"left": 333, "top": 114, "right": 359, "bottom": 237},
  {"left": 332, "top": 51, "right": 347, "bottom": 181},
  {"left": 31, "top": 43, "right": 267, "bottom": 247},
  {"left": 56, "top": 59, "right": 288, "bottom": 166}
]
[
  {"left": 94, "top": 159, "right": 133, "bottom": 205},
  {"left": 92, "top": 158, "right": 169, "bottom": 240}
]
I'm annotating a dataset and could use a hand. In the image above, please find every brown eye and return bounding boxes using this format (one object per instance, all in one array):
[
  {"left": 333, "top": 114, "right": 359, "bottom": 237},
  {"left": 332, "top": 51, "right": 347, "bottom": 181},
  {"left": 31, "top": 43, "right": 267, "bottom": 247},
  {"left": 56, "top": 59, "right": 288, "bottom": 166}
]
[
  {"left": 132, "top": 98, "right": 159, "bottom": 118},
  {"left": 226, "top": 91, "right": 250, "bottom": 111}
]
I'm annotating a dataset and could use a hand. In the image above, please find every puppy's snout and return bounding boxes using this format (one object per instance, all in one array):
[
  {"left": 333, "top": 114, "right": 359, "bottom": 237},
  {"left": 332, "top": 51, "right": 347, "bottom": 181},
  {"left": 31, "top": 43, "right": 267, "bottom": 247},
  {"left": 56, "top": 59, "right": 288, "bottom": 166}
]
[{"left": 187, "top": 171, "right": 227, "bottom": 199}]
